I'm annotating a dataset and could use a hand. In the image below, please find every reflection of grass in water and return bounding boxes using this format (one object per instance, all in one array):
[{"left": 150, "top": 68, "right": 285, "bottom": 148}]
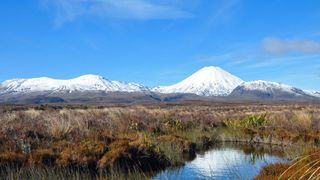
[
  {"left": 222, "top": 155, "right": 242, "bottom": 180},
  {"left": 245, "top": 152, "right": 267, "bottom": 165},
  {"left": 241, "top": 144, "right": 287, "bottom": 165},
  {"left": 223, "top": 155, "right": 262, "bottom": 180},
  {"left": 221, "top": 150, "right": 258, "bottom": 180},
  {"left": 153, "top": 166, "right": 186, "bottom": 180},
  {"left": 191, "top": 149, "right": 256, "bottom": 180}
]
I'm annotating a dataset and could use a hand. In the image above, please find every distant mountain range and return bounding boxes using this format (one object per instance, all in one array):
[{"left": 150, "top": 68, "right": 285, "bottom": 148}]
[
  {"left": 0, "top": 74, "right": 149, "bottom": 93},
  {"left": 0, "top": 66, "right": 319, "bottom": 104}
]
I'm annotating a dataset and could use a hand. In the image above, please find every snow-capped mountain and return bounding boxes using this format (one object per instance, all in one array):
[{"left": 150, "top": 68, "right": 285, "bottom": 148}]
[
  {"left": 230, "top": 80, "right": 312, "bottom": 99},
  {"left": 237, "top": 80, "right": 300, "bottom": 93},
  {"left": 153, "top": 66, "right": 244, "bottom": 96},
  {"left": 0, "top": 67, "right": 319, "bottom": 104},
  {"left": 0, "top": 74, "right": 149, "bottom": 94}
]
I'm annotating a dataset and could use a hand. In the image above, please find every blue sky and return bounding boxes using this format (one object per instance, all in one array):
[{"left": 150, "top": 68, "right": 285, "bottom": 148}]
[{"left": 1, "top": 0, "right": 320, "bottom": 90}]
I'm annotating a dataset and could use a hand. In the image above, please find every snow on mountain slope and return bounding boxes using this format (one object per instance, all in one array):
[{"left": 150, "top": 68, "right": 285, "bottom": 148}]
[
  {"left": 153, "top": 66, "right": 244, "bottom": 96},
  {"left": 0, "top": 74, "right": 149, "bottom": 94},
  {"left": 304, "top": 90, "right": 320, "bottom": 98},
  {"left": 239, "top": 80, "right": 297, "bottom": 93},
  {"left": 312, "top": 91, "right": 320, "bottom": 97},
  {"left": 230, "top": 80, "right": 310, "bottom": 98}
]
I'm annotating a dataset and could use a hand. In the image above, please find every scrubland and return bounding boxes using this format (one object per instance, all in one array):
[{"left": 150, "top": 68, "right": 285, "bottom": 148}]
[{"left": 0, "top": 102, "right": 320, "bottom": 179}]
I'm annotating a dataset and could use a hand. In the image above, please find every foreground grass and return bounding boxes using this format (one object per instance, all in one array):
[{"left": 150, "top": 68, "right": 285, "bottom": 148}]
[
  {"left": 0, "top": 103, "right": 320, "bottom": 179},
  {"left": 254, "top": 147, "right": 320, "bottom": 179},
  {"left": 1, "top": 166, "right": 150, "bottom": 180}
]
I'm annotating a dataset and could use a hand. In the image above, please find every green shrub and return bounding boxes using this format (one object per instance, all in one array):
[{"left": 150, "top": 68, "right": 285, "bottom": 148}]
[{"left": 224, "top": 113, "right": 268, "bottom": 129}]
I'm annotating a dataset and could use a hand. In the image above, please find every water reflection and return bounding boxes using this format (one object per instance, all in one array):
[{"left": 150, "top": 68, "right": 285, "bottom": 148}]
[{"left": 153, "top": 143, "right": 287, "bottom": 180}]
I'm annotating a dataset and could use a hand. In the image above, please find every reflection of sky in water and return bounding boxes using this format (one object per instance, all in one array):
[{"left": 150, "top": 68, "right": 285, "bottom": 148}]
[{"left": 153, "top": 147, "right": 286, "bottom": 180}]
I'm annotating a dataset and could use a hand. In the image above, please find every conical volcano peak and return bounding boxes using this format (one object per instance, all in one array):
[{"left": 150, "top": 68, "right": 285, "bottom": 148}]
[
  {"left": 197, "top": 66, "right": 223, "bottom": 72},
  {"left": 153, "top": 66, "right": 244, "bottom": 96},
  {"left": 192, "top": 66, "right": 228, "bottom": 76},
  {"left": 186, "top": 66, "right": 241, "bottom": 83}
]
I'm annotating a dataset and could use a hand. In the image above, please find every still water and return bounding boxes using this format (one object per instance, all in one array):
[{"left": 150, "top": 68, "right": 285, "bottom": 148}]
[{"left": 153, "top": 143, "right": 287, "bottom": 180}]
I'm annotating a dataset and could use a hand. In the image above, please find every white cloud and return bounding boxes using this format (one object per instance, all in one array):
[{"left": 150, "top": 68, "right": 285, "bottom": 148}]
[
  {"left": 41, "top": 0, "right": 192, "bottom": 27},
  {"left": 262, "top": 37, "right": 320, "bottom": 55}
]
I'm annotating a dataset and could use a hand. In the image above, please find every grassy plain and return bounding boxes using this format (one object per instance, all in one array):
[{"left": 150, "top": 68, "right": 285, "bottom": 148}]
[{"left": 0, "top": 102, "right": 319, "bottom": 179}]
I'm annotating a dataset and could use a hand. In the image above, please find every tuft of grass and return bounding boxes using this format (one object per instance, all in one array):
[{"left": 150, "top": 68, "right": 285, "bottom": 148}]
[
  {"left": 254, "top": 163, "right": 290, "bottom": 180},
  {"left": 99, "top": 138, "right": 170, "bottom": 172},
  {"left": 30, "top": 148, "right": 57, "bottom": 166},
  {"left": 256, "top": 147, "right": 320, "bottom": 179},
  {"left": 224, "top": 113, "right": 268, "bottom": 129},
  {"left": 0, "top": 152, "right": 27, "bottom": 168}
]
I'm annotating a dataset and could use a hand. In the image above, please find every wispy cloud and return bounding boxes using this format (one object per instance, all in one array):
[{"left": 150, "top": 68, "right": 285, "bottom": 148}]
[
  {"left": 261, "top": 37, "right": 320, "bottom": 55},
  {"left": 40, "top": 0, "right": 192, "bottom": 27},
  {"left": 206, "top": 0, "right": 240, "bottom": 26},
  {"left": 193, "top": 0, "right": 240, "bottom": 43}
]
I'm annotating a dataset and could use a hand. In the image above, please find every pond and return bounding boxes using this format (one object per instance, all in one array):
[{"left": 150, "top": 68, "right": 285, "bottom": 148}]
[{"left": 153, "top": 143, "right": 288, "bottom": 180}]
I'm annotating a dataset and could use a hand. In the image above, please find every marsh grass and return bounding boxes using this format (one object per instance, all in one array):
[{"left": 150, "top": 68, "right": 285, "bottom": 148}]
[
  {"left": 0, "top": 166, "right": 150, "bottom": 180},
  {"left": 0, "top": 103, "right": 320, "bottom": 178}
]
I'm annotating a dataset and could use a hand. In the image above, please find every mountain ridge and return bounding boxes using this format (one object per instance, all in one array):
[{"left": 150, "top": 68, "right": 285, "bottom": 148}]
[
  {"left": 230, "top": 80, "right": 314, "bottom": 100},
  {"left": 0, "top": 66, "right": 319, "bottom": 103},
  {"left": 1, "top": 74, "right": 149, "bottom": 94}
]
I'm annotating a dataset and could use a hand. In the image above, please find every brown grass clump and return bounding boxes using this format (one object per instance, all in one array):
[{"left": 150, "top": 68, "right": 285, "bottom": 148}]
[
  {"left": 56, "top": 139, "right": 106, "bottom": 168},
  {"left": 99, "top": 139, "right": 170, "bottom": 171},
  {"left": 157, "top": 135, "right": 196, "bottom": 154},
  {"left": 99, "top": 139, "right": 130, "bottom": 169},
  {"left": 56, "top": 147, "right": 76, "bottom": 167},
  {"left": 294, "top": 111, "right": 312, "bottom": 131},
  {"left": 254, "top": 163, "right": 290, "bottom": 180},
  {"left": 97, "top": 130, "right": 116, "bottom": 144},
  {"left": 256, "top": 147, "right": 320, "bottom": 179},
  {"left": 0, "top": 152, "right": 27, "bottom": 167},
  {"left": 79, "top": 139, "right": 106, "bottom": 157},
  {"left": 30, "top": 149, "right": 57, "bottom": 166}
]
